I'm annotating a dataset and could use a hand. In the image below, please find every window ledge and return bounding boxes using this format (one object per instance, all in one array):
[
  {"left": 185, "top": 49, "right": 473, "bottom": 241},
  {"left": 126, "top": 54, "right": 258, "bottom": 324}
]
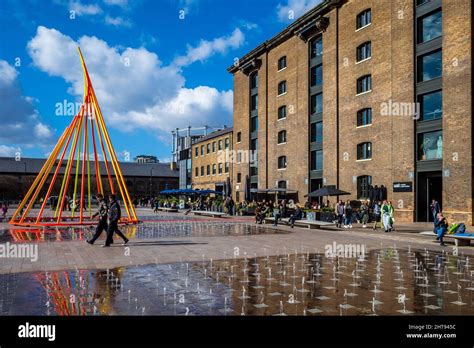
[
  {"left": 356, "top": 90, "right": 372, "bottom": 96},
  {"left": 356, "top": 124, "right": 372, "bottom": 129},
  {"left": 277, "top": 67, "right": 287, "bottom": 72},
  {"left": 356, "top": 158, "right": 372, "bottom": 162},
  {"left": 355, "top": 22, "right": 372, "bottom": 32},
  {"left": 277, "top": 168, "right": 287, "bottom": 171},
  {"left": 277, "top": 92, "right": 287, "bottom": 97},
  {"left": 278, "top": 117, "right": 286, "bottom": 121},
  {"left": 356, "top": 56, "right": 372, "bottom": 65},
  {"left": 277, "top": 142, "right": 287, "bottom": 146}
]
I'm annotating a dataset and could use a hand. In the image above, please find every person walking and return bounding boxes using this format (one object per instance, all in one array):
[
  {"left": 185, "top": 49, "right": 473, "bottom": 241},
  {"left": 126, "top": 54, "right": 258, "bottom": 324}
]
[
  {"left": 359, "top": 201, "right": 369, "bottom": 228},
  {"left": 103, "top": 194, "right": 129, "bottom": 247},
  {"left": 289, "top": 204, "right": 302, "bottom": 228},
  {"left": 344, "top": 200, "right": 353, "bottom": 228},
  {"left": 87, "top": 194, "right": 108, "bottom": 245},
  {"left": 372, "top": 201, "right": 381, "bottom": 230},
  {"left": 434, "top": 212, "right": 448, "bottom": 246},
  {"left": 336, "top": 200, "right": 344, "bottom": 228}
]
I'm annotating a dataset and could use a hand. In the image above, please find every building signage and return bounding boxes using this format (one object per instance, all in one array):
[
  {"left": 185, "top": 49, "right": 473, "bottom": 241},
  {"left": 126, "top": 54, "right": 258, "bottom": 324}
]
[{"left": 393, "top": 182, "right": 412, "bottom": 192}]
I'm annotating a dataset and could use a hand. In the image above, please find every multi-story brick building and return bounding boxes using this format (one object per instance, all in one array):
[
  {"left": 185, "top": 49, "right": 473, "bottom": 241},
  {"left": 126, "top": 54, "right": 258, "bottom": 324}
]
[
  {"left": 228, "top": 0, "right": 472, "bottom": 224},
  {"left": 191, "top": 127, "right": 233, "bottom": 194}
]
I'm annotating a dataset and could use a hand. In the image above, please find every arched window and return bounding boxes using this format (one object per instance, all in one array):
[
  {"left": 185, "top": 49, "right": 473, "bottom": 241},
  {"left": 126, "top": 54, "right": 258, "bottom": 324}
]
[
  {"left": 357, "top": 142, "right": 372, "bottom": 160},
  {"left": 278, "top": 81, "right": 287, "bottom": 95},
  {"left": 357, "top": 175, "right": 372, "bottom": 199},
  {"left": 278, "top": 105, "right": 287, "bottom": 120},
  {"left": 357, "top": 75, "right": 372, "bottom": 94},
  {"left": 357, "top": 108, "right": 372, "bottom": 126},
  {"left": 278, "top": 56, "right": 287, "bottom": 70},
  {"left": 250, "top": 72, "right": 258, "bottom": 89},
  {"left": 356, "top": 41, "right": 371, "bottom": 62},
  {"left": 278, "top": 130, "right": 287, "bottom": 144},
  {"left": 356, "top": 9, "right": 372, "bottom": 29},
  {"left": 278, "top": 156, "right": 287, "bottom": 169}
]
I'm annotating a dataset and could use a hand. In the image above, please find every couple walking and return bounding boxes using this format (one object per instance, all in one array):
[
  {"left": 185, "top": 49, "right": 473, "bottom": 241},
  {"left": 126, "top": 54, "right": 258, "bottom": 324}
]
[{"left": 87, "top": 193, "right": 129, "bottom": 247}]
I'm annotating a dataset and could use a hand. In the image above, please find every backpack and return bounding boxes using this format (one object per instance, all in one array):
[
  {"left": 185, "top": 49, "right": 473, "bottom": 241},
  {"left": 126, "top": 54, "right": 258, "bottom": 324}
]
[{"left": 455, "top": 223, "right": 466, "bottom": 234}]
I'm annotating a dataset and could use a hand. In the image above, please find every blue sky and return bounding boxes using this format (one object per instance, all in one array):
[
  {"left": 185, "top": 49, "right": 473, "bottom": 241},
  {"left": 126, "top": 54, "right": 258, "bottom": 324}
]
[{"left": 0, "top": 0, "right": 322, "bottom": 161}]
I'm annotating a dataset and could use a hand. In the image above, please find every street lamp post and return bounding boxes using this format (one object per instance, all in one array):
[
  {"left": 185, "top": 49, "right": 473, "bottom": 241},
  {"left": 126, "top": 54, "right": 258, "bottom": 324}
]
[{"left": 149, "top": 167, "right": 153, "bottom": 200}]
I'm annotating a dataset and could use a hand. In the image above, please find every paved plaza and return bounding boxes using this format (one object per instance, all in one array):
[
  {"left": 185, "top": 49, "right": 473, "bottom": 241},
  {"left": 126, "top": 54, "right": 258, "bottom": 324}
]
[
  {"left": 0, "top": 208, "right": 468, "bottom": 275},
  {"left": 2, "top": 209, "right": 474, "bottom": 316}
]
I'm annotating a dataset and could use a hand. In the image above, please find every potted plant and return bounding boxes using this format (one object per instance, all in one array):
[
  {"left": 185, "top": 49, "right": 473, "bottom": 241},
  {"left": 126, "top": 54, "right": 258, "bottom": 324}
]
[{"left": 320, "top": 206, "right": 336, "bottom": 222}]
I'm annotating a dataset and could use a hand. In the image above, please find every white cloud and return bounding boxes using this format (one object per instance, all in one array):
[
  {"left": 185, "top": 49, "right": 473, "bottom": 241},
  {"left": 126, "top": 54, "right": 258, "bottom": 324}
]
[
  {"left": 69, "top": 0, "right": 103, "bottom": 16},
  {"left": 103, "top": 0, "right": 128, "bottom": 8},
  {"left": 27, "top": 26, "right": 233, "bottom": 138},
  {"left": 277, "top": 0, "right": 323, "bottom": 22},
  {"left": 0, "top": 60, "right": 18, "bottom": 85},
  {"left": 0, "top": 145, "right": 21, "bottom": 157},
  {"left": 105, "top": 15, "right": 132, "bottom": 27},
  {"left": 0, "top": 59, "right": 55, "bottom": 148},
  {"left": 179, "top": 0, "right": 200, "bottom": 14},
  {"left": 173, "top": 28, "right": 245, "bottom": 67}
]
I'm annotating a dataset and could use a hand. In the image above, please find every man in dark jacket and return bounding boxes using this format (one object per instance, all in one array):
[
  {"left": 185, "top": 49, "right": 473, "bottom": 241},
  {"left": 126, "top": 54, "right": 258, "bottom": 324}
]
[
  {"left": 103, "top": 194, "right": 129, "bottom": 247},
  {"left": 289, "top": 204, "right": 302, "bottom": 228},
  {"left": 87, "top": 194, "right": 108, "bottom": 245}
]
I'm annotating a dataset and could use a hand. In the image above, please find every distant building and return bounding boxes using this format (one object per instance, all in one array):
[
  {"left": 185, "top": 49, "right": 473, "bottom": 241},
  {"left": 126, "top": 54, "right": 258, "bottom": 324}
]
[
  {"left": 191, "top": 127, "right": 233, "bottom": 194},
  {"left": 0, "top": 157, "right": 179, "bottom": 201},
  {"left": 171, "top": 126, "right": 225, "bottom": 189},
  {"left": 134, "top": 155, "right": 158, "bottom": 163}
]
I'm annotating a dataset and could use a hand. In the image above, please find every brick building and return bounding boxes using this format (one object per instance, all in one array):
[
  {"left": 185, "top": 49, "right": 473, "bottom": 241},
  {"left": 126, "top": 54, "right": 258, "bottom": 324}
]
[
  {"left": 228, "top": 0, "right": 472, "bottom": 223},
  {"left": 191, "top": 127, "right": 233, "bottom": 194}
]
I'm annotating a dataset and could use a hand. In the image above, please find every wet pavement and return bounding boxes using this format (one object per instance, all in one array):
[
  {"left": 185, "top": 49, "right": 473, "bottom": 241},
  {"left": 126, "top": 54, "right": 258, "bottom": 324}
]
[
  {"left": 0, "top": 222, "right": 286, "bottom": 243},
  {"left": 2, "top": 247, "right": 474, "bottom": 316}
]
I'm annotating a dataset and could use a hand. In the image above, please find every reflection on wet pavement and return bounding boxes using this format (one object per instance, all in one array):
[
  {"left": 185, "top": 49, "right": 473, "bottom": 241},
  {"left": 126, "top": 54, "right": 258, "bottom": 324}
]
[
  {"left": 2, "top": 247, "right": 474, "bottom": 315},
  {"left": 0, "top": 222, "right": 286, "bottom": 243}
]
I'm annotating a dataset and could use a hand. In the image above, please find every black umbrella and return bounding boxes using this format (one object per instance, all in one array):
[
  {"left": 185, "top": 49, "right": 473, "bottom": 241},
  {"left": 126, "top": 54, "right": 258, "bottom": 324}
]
[{"left": 305, "top": 187, "right": 350, "bottom": 197}]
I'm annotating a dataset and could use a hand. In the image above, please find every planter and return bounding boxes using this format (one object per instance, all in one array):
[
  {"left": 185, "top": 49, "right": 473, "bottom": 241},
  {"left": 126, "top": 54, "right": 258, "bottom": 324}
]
[
  {"left": 320, "top": 212, "right": 336, "bottom": 222},
  {"left": 246, "top": 207, "right": 256, "bottom": 215}
]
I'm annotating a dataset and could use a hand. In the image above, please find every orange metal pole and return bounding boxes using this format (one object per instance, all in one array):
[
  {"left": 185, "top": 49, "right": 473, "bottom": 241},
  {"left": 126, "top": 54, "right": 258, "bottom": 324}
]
[
  {"left": 10, "top": 124, "right": 71, "bottom": 223},
  {"left": 36, "top": 116, "right": 80, "bottom": 223},
  {"left": 90, "top": 104, "right": 102, "bottom": 195},
  {"left": 92, "top": 94, "right": 133, "bottom": 220},
  {"left": 92, "top": 100, "right": 115, "bottom": 194},
  {"left": 57, "top": 112, "right": 83, "bottom": 224},
  {"left": 80, "top": 101, "right": 88, "bottom": 223}
]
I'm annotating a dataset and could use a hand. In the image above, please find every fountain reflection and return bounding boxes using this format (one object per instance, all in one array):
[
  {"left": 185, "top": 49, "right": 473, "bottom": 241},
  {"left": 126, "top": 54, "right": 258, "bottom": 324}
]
[{"left": 2, "top": 247, "right": 474, "bottom": 316}]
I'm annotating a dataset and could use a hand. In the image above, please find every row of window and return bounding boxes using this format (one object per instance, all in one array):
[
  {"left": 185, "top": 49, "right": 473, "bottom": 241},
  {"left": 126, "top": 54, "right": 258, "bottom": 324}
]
[
  {"left": 218, "top": 132, "right": 438, "bottom": 177},
  {"left": 194, "top": 138, "right": 230, "bottom": 157},
  {"left": 347, "top": 137, "right": 442, "bottom": 162},
  {"left": 195, "top": 163, "right": 230, "bottom": 177}
]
